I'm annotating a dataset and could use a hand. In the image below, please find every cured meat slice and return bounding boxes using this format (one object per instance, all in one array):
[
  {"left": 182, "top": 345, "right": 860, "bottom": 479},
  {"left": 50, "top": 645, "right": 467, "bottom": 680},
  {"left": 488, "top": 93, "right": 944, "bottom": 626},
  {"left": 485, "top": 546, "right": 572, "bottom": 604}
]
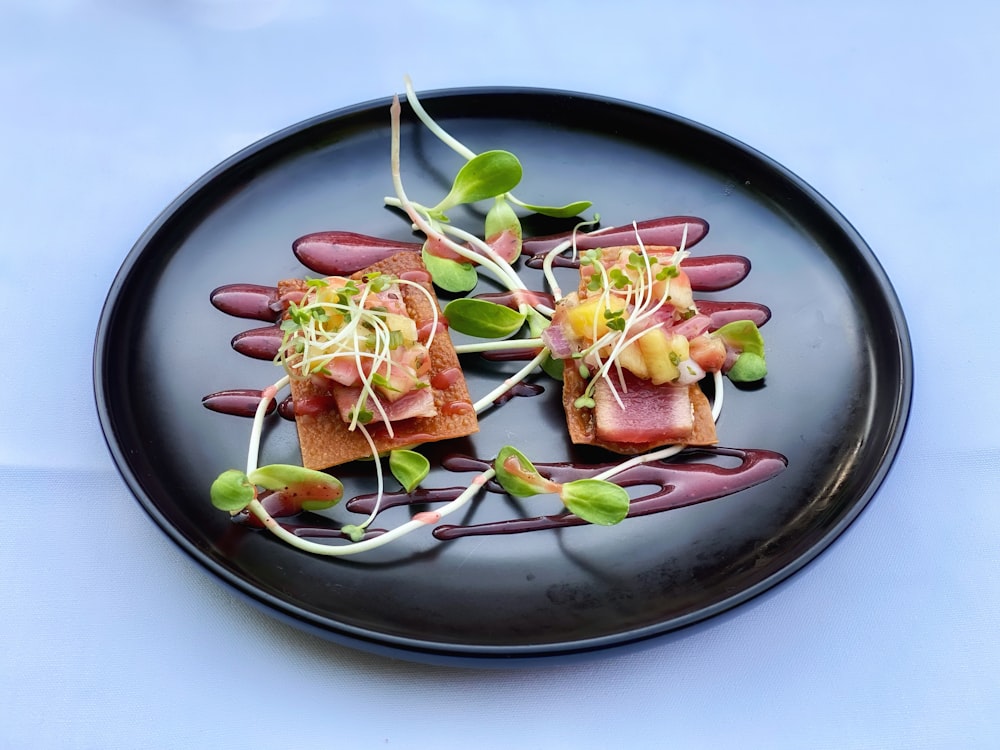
[{"left": 562, "top": 364, "right": 717, "bottom": 454}]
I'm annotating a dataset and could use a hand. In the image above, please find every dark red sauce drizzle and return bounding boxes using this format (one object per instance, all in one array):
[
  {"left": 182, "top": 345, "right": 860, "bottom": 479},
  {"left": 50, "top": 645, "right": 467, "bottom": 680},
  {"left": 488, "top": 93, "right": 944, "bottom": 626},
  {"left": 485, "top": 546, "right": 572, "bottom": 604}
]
[
  {"left": 211, "top": 287, "right": 279, "bottom": 322},
  {"left": 436, "top": 448, "right": 786, "bottom": 539},
  {"left": 493, "top": 381, "right": 544, "bottom": 405},
  {"left": 203, "top": 215, "right": 770, "bottom": 415},
  {"left": 210, "top": 283, "right": 280, "bottom": 320},
  {"left": 238, "top": 491, "right": 384, "bottom": 540},
  {"left": 293, "top": 231, "right": 423, "bottom": 275},
  {"left": 232, "top": 325, "right": 282, "bottom": 360},
  {"left": 521, "top": 216, "right": 708, "bottom": 256},
  {"left": 207, "top": 215, "right": 787, "bottom": 545},
  {"left": 474, "top": 289, "right": 557, "bottom": 310},
  {"left": 322, "top": 447, "right": 786, "bottom": 540},
  {"left": 202, "top": 389, "right": 276, "bottom": 417}
]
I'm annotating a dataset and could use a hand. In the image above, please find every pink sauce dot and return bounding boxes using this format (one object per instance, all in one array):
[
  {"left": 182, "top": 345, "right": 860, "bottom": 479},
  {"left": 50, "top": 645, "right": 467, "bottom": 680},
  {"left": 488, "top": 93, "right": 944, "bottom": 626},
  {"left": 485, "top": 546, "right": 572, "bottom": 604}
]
[
  {"left": 413, "top": 511, "right": 441, "bottom": 524},
  {"left": 442, "top": 400, "right": 475, "bottom": 416},
  {"left": 400, "top": 269, "right": 432, "bottom": 283},
  {"left": 417, "top": 321, "right": 447, "bottom": 342},
  {"left": 430, "top": 367, "right": 462, "bottom": 390}
]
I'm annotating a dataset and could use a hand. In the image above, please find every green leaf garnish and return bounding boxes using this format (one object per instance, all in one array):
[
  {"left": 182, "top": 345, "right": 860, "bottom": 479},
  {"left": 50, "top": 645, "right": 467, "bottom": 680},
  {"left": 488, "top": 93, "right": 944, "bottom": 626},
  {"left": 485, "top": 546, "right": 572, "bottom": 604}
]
[
  {"left": 728, "top": 352, "right": 768, "bottom": 382},
  {"left": 559, "top": 479, "right": 630, "bottom": 526},
  {"left": 713, "top": 320, "right": 767, "bottom": 382},
  {"left": 248, "top": 464, "right": 336, "bottom": 491},
  {"left": 363, "top": 271, "right": 389, "bottom": 293},
  {"left": 540, "top": 354, "right": 564, "bottom": 381},
  {"left": 508, "top": 196, "right": 593, "bottom": 218},
  {"left": 247, "top": 464, "right": 344, "bottom": 511},
  {"left": 525, "top": 306, "right": 550, "bottom": 337},
  {"left": 370, "top": 372, "right": 398, "bottom": 391},
  {"left": 421, "top": 246, "right": 479, "bottom": 292},
  {"left": 210, "top": 469, "right": 255, "bottom": 512},
  {"left": 713, "top": 320, "right": 765, "bottom": 357},
  {"left": 340, "top": 524, "right": 366, "bottom": 542},
  {"left": 609, "top": 268, "right": 630, "bottom": 289},
  {"left": 443, "top": 298, "right": 526, "bottom": 338},
  {"left": 494, "top": 445, "right": 560, "bottom": 497},
  {"left": 433, "top": 150, "right": 523, "bottom": 213},
  {"left": 389, "top": 449, "right": 430, "bottom": 493},
  {"left": 656, "top": 265, "right": 679, "bottom": 281},
  {"left": 349, "top": 407, "right": 374, "bottom": 424},
  {"left": 484, "top": 196, "right": 523, "bottom": 262},
  {"left": 603, "top": 307, "right": 626, "bottom": 331}
]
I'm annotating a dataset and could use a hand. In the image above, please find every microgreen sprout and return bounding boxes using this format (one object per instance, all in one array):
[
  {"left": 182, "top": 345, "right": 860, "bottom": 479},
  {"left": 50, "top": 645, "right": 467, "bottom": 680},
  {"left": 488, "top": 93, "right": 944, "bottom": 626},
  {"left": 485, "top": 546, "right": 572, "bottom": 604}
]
[
  {"left": 494, "top": 445, "right": 629, "bottom": 526},
  {"left": 443, "top": 299, "right": 526, "bottom": 339},
  {"left": 275, "top": 273, "right": 439, "bottom": 439},
  {"left": 389, "top": 449, "right": 430, "bottom": 493},
  {"left": 397, "top": 75, "right": 592, "bottom": 220},
  {"left": 713, "top": 320, "right": 768, "bottom": 382},
  {"left": 541, "top": 214, "right": 602, "bottom": 300}
]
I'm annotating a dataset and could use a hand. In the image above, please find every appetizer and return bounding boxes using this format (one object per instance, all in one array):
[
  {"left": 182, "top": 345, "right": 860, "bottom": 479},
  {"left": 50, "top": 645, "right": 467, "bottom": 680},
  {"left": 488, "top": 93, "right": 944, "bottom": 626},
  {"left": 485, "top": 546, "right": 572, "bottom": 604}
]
[
  {"left": 275, "top": 251, "right": 477, "bottom": 470},
  {"left": 546, "top": 244, "right": 723, "bottom": 454},
  {"left": 206, "top": 76, "right": 781, "bottom": 558}
]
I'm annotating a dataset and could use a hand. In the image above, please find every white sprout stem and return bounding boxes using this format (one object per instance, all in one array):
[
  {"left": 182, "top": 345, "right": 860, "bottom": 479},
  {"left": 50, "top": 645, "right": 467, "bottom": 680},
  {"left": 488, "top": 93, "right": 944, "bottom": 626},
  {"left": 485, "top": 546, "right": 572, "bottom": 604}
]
[
  {"left": 354, "top": 423, "right": 385, "bottom": 529},
  {"left": 403, "top": 75, "right": 476, "bottom": 161},
  {"left": 383, "top": 196, "right": 517, "bottom": 290},
  {"left": 592, "top": 444, "right": 685, "bottom": 482},
  {"left": 401, "top": 78, "right": 561, "bottom": 232},
  {"left": 540, "top": 216, "right": 605, "bottom": 302},
  {"left": 531, "top": 300, "right": 555, "bottom": 318},
  {"left": 246, "top": 467, "right": 494, "bottom": 557},
  {"left": 396, "top": 277, "right": 440, "bottom": 350},
  {"left": 389, "top": 97, "right": 523, "bottom": 296},
  {"left": 246, "top": 374, "right": 290, "bottom": 476},
  {"left": 454, "top": 337, "right": 545, "bottom": 354},
  {"left": 711, "top": 369, "right": 725, "bottom": 421},
  {"left": 382, "top": 197, "right": 553, "bottom": 310},
  {"left": 472, "top": 348, "right": 550, "bottom": 414},
  {"left": 541, "top": 238, "right": 573, "bottom": 300},
  {"left": 382, "top": 196, "right": 515, "bottom": 289},
  {"left": 437, "top": 222, "right": 527, "bottom": 291}
]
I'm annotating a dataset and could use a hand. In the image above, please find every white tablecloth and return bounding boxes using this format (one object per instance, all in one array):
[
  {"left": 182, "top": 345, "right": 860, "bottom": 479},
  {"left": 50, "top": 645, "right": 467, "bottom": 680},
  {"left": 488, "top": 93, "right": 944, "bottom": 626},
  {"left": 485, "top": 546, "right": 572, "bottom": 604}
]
[{"left": 3, "top": 1, "right": 999, "bottom": 748}]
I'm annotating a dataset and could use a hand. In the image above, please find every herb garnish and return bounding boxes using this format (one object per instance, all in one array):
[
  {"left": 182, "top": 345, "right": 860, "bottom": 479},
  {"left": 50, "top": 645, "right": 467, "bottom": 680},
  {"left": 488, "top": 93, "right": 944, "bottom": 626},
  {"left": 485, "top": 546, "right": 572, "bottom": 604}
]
[{"left": 208, "top": 77, "right": 769, "bottom": 557}]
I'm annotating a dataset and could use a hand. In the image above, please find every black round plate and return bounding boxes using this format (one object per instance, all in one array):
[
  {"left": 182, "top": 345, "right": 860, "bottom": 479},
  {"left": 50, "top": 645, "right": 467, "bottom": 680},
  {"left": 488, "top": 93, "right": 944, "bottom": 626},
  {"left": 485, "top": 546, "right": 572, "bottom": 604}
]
[{"left": 94, "top": 88, "right": 911, "bottom": 661}]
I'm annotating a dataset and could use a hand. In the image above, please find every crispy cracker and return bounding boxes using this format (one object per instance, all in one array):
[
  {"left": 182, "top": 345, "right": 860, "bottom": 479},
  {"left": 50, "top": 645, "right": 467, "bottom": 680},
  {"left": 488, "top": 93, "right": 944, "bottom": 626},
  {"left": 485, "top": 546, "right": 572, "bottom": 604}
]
[{"left": 278, "top": 252, "right": 478, "bottom": 470}]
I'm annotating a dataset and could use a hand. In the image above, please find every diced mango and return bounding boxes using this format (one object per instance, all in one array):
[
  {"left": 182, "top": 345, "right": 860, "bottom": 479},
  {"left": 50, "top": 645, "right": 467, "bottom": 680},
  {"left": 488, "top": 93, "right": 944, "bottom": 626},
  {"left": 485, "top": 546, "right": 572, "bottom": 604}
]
[
  {"left": 616, "top": 340, "right": 649, "bottom": 379},
  {"left": 374, "top": 365, "right": 418, "bottom": 401},
  {"left": 652, "top": 269, "right": 694, "bottom": 312},
  {"left": 384, "top": 312, "right": 418, "bottom": 344},
  {"left": 638, "top": 329, "right": 690, "bottom": 384},
  {"left": 565, "top": 295, "right": 627, "bottom": 341},
  {"left": 668, "top": 271, "right": 694, "bottom": 312}
]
